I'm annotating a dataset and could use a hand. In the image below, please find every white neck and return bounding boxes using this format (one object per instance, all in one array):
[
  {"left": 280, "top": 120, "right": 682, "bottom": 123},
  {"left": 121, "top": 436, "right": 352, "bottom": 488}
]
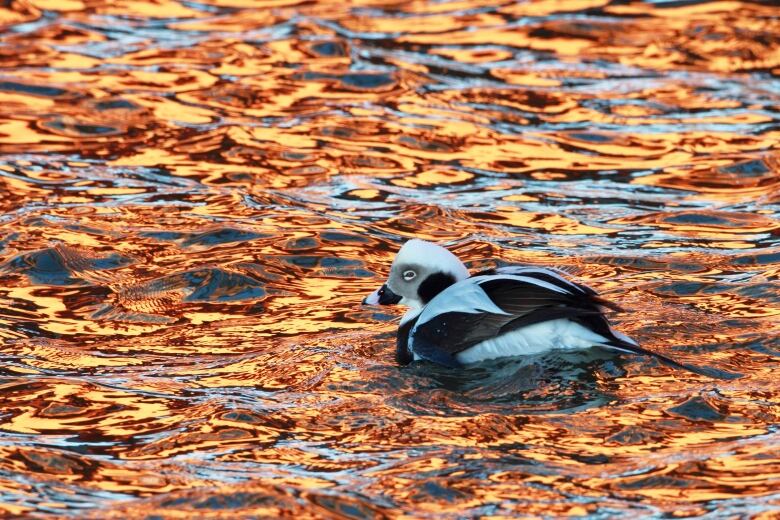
[{"left": 400, "top": 307, "right": 422, "bottom": 325}]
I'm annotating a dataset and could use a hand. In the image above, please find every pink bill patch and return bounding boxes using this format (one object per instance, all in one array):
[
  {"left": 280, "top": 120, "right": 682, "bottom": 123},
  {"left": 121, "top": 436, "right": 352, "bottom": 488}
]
[{"left": 363, "top": 287, "right": 381, "bottom": 305}]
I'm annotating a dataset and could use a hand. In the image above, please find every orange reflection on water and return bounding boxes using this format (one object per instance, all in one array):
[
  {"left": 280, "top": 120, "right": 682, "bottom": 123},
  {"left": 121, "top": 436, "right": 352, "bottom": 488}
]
[{"left": 0, "top": 0, "right": 779, "bottom": 516}]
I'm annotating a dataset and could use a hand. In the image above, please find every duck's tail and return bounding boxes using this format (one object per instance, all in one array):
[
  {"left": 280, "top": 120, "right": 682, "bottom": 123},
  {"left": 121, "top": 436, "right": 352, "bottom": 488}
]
[{"left": 603, "top": 333, "right": 741, "bottom": 380}]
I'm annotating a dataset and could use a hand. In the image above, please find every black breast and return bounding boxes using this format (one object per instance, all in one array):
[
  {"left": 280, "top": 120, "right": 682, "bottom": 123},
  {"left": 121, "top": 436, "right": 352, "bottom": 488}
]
[{"left": 395, "top": 316, "right": 419, "bottom": 365}]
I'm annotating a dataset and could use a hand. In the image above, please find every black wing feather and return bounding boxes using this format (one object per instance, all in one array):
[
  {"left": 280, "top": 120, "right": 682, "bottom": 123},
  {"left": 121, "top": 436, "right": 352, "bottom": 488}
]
[
  {"left": 413, "top": 311, "right": 516, "bottom": 358},
  {"left": 477, "top": 266, "right": 626, "bottom": 311},
  {"left": 479, "top": 278, "right": 591, "bottom": 315}
]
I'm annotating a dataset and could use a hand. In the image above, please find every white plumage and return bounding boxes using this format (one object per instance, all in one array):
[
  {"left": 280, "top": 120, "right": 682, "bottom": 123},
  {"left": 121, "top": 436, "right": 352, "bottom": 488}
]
[{"left": 455, "top": 319, "right": 618, "bottom": 364}]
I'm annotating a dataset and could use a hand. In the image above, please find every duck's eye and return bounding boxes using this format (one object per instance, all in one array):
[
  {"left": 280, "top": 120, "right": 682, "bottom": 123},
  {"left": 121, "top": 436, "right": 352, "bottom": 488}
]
[{"left": 402, "top": 270, "right": 416, "bottom": 281}]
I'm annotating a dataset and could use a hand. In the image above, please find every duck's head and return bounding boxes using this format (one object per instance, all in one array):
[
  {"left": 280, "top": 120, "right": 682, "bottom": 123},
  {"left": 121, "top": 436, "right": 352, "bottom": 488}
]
[{"left": 363, "top": 239, "right": 469, "bottom": 310}]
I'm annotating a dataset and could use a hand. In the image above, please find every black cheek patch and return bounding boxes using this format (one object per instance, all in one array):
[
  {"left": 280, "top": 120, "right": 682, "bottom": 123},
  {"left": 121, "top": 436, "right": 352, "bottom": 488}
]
[{"left": 417, "top": 272, "right": 456, "bottom": 305}]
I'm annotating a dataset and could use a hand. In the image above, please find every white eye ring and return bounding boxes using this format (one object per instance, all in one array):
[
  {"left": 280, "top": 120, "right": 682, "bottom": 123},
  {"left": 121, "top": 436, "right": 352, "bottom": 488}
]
[{"left": 402, "top": 270, "right": 416, "bottom": 281}]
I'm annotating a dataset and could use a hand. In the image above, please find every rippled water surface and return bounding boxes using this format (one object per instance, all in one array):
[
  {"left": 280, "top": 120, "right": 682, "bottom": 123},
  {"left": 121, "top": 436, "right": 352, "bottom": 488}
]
[{"left": 1, "top": 0, "right": 779, "bottom": 517}]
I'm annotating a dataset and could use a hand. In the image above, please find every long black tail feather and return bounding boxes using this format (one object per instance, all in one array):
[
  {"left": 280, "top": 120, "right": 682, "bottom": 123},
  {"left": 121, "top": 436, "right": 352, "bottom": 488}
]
[{"left": 603, "top": 340, "right": 741, "bottom": 381}]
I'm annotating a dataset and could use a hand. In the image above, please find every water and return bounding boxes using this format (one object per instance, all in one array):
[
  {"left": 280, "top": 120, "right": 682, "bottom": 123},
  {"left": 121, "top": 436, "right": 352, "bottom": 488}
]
[{"left": 0, "top": 0, "right": 778, "bottom": 517}]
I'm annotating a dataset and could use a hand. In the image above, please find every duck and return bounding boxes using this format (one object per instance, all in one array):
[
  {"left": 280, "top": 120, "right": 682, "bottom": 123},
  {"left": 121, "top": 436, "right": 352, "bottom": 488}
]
[{"left": 364, "top": 239, "right": 730, "bottom": 378}]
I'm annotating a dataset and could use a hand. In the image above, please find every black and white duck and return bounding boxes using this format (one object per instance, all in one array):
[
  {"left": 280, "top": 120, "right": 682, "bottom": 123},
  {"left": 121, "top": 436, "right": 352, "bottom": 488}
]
[{"left": 364, "top": 239, "right": 733, "bottom": 378}]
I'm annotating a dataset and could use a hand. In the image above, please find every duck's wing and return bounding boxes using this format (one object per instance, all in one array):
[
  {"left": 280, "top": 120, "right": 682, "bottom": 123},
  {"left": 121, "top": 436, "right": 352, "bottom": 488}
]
[
  {"left": 478, "top": 265, "right": 625, "bottom": 312},
  {"left": 409, "top": 272, "right": 607, "bottom": 366}
]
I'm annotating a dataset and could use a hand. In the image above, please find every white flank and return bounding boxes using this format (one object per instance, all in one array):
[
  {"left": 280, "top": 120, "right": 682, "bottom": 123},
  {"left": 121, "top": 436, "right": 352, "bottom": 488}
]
[{"left": 455, "top": 318, "right": 610, "bottom": 364}]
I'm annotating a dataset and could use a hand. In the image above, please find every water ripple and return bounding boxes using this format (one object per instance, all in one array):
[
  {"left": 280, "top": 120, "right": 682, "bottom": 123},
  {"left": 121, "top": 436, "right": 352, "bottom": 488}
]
[{"left": 0, "top": 0, "right": 778, "bottom": 517}]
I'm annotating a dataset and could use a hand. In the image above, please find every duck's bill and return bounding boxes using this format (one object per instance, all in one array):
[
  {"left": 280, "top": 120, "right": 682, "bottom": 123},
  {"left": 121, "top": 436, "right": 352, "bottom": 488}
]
[{"left": 363, "top": 284, "right": 402, "bottom": 305}]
